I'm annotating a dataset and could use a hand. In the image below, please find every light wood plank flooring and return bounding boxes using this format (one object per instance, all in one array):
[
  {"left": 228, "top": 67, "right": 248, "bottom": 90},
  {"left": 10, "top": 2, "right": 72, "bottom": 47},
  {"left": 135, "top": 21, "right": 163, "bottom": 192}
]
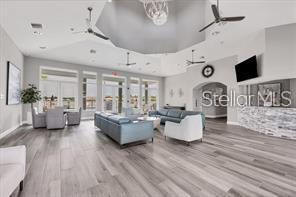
[{"left": 1, "top": 120, "right": 296, "bottom": 197}]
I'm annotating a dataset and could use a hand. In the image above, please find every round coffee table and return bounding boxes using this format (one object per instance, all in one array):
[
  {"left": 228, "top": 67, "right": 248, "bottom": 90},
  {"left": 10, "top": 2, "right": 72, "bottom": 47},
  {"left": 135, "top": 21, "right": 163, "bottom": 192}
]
[{"left": 137, "top": 116, "right": 161, "bottom": 130}]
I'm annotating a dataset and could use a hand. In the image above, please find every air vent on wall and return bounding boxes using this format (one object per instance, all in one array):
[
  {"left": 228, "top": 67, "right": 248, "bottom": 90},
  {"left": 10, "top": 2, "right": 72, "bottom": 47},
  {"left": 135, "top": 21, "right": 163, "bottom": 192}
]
[{"left": 31, "top": 23, "right": 43, "bottom": 29}]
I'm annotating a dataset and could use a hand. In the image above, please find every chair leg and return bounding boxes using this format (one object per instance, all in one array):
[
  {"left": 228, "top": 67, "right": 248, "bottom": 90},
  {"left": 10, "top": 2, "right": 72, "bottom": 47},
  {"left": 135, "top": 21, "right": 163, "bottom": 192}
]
[
  {"left": 151, "top": 138, "right": 154, "bottom": 143},
  {"left": 19, "top": 180, "right": 24, "bottom": 191},
  {"left": 187, "top": 142, "right": 190, "bottom": 146},
  {"left": 201, "top": 138, "right": 203, "bottom": 143},
  {"left": 164, "top": 136, "right": 166, "bottom": 140}
]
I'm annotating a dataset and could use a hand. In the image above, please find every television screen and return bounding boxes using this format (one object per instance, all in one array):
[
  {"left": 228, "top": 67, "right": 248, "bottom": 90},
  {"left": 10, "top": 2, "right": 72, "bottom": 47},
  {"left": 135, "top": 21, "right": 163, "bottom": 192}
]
[{"left": 235, "top": 56, "right": 258, "bottom": 82}]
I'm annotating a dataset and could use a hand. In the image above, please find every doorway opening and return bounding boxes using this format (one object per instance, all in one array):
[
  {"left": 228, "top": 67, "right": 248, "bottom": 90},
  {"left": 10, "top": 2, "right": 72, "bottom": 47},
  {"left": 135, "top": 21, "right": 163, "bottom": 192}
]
[{"left": 193, "top": 82, "right": 228, "bottom": 123}]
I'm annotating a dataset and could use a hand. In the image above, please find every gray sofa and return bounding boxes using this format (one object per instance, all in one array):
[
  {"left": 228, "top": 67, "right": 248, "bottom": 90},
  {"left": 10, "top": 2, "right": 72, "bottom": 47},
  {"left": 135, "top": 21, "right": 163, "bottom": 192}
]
[
  {"left": 149, "top": 109, "right": 205, "bottom": 128},
  {"left": 95, "top": 112, "right": 154, "bottom": 147}
]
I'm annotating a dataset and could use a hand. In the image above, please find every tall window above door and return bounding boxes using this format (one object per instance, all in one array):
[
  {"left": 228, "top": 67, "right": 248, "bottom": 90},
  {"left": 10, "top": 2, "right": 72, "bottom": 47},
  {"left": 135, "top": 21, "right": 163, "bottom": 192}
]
[
  {"left": 82, "top": 72, "right": 97, "bottom": 111},
  {"left": 39, "top": 67, "right": 78, "bottom": 112},
  {"left": 142, "top": 80, "right": 159, "bottom": 112},
  {"left": 130, "top": 77, "right": 140, "bottom": 109}
]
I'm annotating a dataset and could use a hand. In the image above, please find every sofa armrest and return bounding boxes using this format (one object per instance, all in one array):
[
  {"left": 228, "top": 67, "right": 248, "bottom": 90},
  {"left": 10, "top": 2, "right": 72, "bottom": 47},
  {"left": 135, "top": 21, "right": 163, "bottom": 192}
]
[
  {"left": 148, "top": 111, "right": 158, "bottom": 117},
  {"left": 0, "top": 145, "right": 26, "bottom": 166},
  {"left": 164, "top": 121, "right": 181, "bottom": 138},
  {"left": 36, "top": 113, "right": 46, "bottom": 120},
  {"left": 120, "top": 121, "right": 154, "bottom": 145},
  {"left": 67, "top": 112, "right": 79, "bottom": 118},
  {"left": 165, "top": 121, "right": 180, "bottom": 128}
]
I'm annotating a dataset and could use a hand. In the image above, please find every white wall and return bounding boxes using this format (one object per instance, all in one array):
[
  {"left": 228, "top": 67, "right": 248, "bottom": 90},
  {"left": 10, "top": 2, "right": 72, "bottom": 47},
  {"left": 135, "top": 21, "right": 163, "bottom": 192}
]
[
  {"left": 165, "top": 56, "right": 239, "bottom": 123},
  {"left": 161, "top": 28, "right": 266, "bottom": 76},
  {"left": 238, "top": 23, "right": 296, "bottom": 85},
  {"left": 23, "top": 56, "right": 164, "bottom": 121},
  {"left": 161, "top": 0, "right": 296, "bottom": 77},
  {"left": 0, "top": 25, "right": 24, "bottom": 135},
  {"left": 164, "top": 23, "right": 296, "bottom": 124}
]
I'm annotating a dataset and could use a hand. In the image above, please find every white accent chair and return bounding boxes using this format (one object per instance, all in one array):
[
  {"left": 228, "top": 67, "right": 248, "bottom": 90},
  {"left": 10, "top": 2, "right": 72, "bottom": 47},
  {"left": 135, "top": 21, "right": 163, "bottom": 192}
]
[
  {"left": 32, "top": 107, "right": 46, "bottom": 129},
  {"left": 0, "top": 145, "right": 26, "bottom": 197},
  {"left": 164, "top": 114, "right": 203, "bottom": 145},
  {"left": 46, "top": 107, "right": 66, "bottom": 130}
]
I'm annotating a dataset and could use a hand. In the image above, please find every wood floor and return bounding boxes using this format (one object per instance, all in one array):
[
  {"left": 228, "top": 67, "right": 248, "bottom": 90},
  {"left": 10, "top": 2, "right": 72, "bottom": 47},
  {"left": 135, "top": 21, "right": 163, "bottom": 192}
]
[{"left": 1, "top": 120, "right": 296, "bottom": 197}]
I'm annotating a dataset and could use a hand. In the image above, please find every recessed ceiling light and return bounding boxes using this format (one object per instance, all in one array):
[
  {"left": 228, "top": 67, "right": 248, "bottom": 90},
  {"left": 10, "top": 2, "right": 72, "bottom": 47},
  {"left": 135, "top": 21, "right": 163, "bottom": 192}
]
[
  {"left": 40, "top": 46, "right": 47, "bottom": 49},
  {"left": 70, "top": 28, "right": 75, "bottom": 31},
  {"left": 107, "top": 0, "right": 112, "bottom": 2},
  {"left": 90, "top": 49, "right": 96, "bottom": 54},
  {"left": 31, "top": 23, "right": 43, "bottom": 29},
  {"left": 33, "top": 31, "right": 43, "bottom": 35},
  {"left": 212, "top": 31, "right": 220, "bottom": 36},
  {"left": 146, "top": 62, "right": 151, "bottom": 66}
]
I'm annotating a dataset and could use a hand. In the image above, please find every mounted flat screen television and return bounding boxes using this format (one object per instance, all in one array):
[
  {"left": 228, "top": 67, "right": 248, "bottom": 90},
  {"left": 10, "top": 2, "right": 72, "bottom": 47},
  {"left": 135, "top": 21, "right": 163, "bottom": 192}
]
[{"left": 235, "top": 55, "right": 258, "bottom": 82}]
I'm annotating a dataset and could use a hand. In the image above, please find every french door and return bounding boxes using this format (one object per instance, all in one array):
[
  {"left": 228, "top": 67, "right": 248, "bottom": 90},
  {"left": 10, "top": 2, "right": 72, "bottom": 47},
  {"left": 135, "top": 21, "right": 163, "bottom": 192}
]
[{"left": 40, "top": 81, "right": 78, "bottom": 111}]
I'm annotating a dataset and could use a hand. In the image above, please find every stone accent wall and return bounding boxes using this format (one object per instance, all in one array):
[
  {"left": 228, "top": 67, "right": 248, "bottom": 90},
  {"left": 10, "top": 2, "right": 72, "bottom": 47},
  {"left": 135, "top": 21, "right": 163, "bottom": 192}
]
[{"left": 238, "top": 107, "right": 296, "bottom": 140}]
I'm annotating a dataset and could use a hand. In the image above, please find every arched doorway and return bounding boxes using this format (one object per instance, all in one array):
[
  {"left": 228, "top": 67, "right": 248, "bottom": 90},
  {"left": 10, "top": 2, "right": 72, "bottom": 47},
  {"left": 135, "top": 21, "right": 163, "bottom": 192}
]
[{"left": 193, "top": 82, "right": 228, "bottom": 123}]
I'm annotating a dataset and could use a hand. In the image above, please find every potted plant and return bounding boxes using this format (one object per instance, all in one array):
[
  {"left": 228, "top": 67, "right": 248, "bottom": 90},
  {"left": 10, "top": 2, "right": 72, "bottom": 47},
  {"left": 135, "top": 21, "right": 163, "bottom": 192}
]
[{"left": 21, "top": 84, "right": 42, "bottom": 124}]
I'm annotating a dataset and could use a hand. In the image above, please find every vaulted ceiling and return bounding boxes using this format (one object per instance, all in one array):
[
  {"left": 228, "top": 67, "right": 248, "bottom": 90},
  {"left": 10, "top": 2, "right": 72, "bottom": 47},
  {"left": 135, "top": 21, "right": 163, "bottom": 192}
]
[
  {"left": 1, "top": 0, "right": 295, "bottom": 77},
  {"left": 0, "top": 0, "right": 163, "bottom": 76},
  {"left": 97, "top": 0, "right": 206, "bottom": 54}
]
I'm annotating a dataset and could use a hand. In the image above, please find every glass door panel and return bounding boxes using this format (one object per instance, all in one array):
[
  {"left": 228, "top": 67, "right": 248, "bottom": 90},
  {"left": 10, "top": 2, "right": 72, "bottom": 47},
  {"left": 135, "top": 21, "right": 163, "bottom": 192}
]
[
  {"left": 103, "top": 86, "right": 114, "bottom": 112},
  {"left": 40, "top": 81, "right": 59, "bottom": 111},
  {"left": 61, "top": 82, "right": 77, "bottom": 109}
]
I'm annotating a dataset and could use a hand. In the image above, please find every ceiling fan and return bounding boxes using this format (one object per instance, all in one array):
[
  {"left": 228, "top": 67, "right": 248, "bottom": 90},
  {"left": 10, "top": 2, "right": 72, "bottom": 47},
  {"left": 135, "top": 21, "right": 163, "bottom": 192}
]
[
  {"left": 185, "top": 50, "right": 206, "bottom": 66},
  {"left": 199, "top": 0, "right": 245, "bottom": 32},
  {"left": 72, "top": 7, "right": 109, "bottom": 40},
  {"left": 119, "top": 52, "right": 136, "bottom": 67}
]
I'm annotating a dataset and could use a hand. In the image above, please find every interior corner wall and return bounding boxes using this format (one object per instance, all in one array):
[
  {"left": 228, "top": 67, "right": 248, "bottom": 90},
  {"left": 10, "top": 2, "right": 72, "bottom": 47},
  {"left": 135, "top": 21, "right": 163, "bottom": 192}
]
[
  {"left": 0, "top": 25, "right": 24, "bottom": 135},
  {"left": 22, "top": 56, "right": 164, "bottom": 122},
  {"left": 164, "top": 56, "right": 239, "bottom": 124}
]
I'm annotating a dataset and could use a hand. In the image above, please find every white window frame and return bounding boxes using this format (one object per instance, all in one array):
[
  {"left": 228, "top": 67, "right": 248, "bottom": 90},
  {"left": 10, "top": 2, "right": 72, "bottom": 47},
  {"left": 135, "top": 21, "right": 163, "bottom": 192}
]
[
  {"left": 82, "top": 71, "right": 97, "bottom": 111},
  {"left": 102, "top": 74, "right": 127, "bottom": 113},
  {"left": 142, "top": 79, "right": 159, "bottom": 111},
  {"left": 39, "top": 66, "right": 78, "bottom": 111}
]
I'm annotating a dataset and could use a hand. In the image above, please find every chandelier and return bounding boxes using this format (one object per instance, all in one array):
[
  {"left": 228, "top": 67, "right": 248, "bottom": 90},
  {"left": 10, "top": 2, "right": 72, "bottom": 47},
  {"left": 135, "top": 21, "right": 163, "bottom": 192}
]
[{"left": 140, "top": 0, "right": 169, "bottom": 26}]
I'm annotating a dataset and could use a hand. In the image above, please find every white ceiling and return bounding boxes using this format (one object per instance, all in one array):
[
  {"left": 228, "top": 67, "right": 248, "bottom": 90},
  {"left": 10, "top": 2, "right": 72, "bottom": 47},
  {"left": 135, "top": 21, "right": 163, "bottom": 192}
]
[
  {"left": 161, "top": 0, "right": 296, "bottom": 76},
  {"left": 0, "top": 0, "right": 163, "bottom": 76},
  {"left": 97, "top": 0, "right": 206, "bottom": 54},
  {"left": 1, "top": 0, "right": 296, "bottom": 77}
]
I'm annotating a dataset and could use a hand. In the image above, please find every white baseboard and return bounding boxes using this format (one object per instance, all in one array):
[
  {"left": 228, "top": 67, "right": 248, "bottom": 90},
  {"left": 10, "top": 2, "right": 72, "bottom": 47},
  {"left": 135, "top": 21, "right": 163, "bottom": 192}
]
[
  {"left": 22, "top": 121, "right": 29, "bottom": 125},
  {"left": 227, "top": 121, "right": 239, "bottom": 125},
  {"left": 0, "top": 124, "right": 21, "bottom": 140},
  {"left": 206, "top": 114, "right": 227, "bottom": 118}
]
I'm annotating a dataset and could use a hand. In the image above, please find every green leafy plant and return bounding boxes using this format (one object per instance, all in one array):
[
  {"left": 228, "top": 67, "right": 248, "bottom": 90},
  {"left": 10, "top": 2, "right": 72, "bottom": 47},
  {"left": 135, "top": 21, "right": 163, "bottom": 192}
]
[{"left": 21, "top": 84, "right": 42, "bottom": 108}]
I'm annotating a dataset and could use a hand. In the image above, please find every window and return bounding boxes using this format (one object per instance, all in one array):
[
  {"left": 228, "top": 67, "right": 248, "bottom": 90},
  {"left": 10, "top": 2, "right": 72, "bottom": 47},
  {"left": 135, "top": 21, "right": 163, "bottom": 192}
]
[
  {"left": 102, "top": 75, "right": 126, "bottom": 113},
  {"left": 82, "top": 72, "right": 97, "bottom": 111},
  {"left": 142, "top": 80, "right": 159, "bottom": 112},
  {"left": 130, "top": 77, "right": 140, "bottom": 109},
  {"left": 39, "top": 67, "right": 78, "bottom": 112}
]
